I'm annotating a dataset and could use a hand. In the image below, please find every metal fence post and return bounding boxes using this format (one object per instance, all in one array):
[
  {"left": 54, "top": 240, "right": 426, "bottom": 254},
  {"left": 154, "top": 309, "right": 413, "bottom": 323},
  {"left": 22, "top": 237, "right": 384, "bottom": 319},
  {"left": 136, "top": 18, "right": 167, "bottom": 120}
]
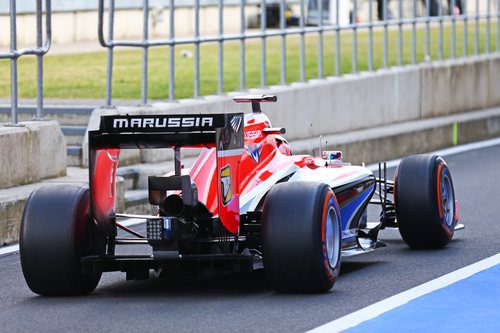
[
  {"left": 497, "top": 0, "right": 500, "bottom": 52},
  {"left": 217, "top": 0, "right": 224, "bottom": 94},
  {"left": 451, "top": 0, "right": 456, "bottom": 58},
  {"left": 463, "top": 0, "right": 468, "bottom": 57},
  {"left": 280, "top": 0, "right": 286, "bottom": 84},
  {"left": 141, "top": 0, "right": 149, "bottom": 104},
  {"left": 335, "top": 0, "right": 341, "bottom": 76},
  {"left": 486, "top": 0, "right": 491, "bottom": 53},
  {"left": 299, "top": 0, "right": 305, "bottom": 81},
  {"left": 438, "top": 0, "right": 443, "bottom": 60},
  {"left": 474, "top": 0, "right": 479, "bottom": 54},
  {"left": 383, "top": 0, "right": 388, "bottom": 68},
  {"left": 169, "top": 0, "right": 175, "bottom": 100},
  {"left": 36, "top": 0, "right": 44, "bottom": 119},
  {"left": 105, "top": 0, "right": 115, "bottom": 107},
  {"left": 261, "top": 0, "right": 267, "bottom": 87},
  {"left": 240, "top": 0, "right": 246, "bottom": 91},
  {"left": 194, "top": 0, "right": 200, "bottom": 97},
  {"left": 411, "top": 0, "right": 416, "bottom": 64},
  {"left": 425, "top": 0, "right": 430, "bottom": 60},
  {"left": 368, "top": 0, "right": 373, "bottom": 71},
  {"left": 352, "top": 0, "right": 358, "bottom": 73},
  {"left": 9, "top": 0, "right": 18, "bottom": 125},
  {"left": 318, "top": 0, "right": 324, "bottom": 78},
  {"left": 398, "top": 0, "right": 403, "bottom": 66}
]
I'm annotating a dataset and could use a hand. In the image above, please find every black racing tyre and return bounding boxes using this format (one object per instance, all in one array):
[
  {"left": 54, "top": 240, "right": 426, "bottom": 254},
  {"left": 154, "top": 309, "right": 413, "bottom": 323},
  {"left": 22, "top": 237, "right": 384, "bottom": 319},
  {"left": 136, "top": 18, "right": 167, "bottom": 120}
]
[
  {"left": 395, "top": 154, "right": 458, "bottom": 249},
  {"left": 20, "top": 185, "right": 103, "bottom": 296},
  {"left": 262, "top": 182, "right": 342, "bottom": 293}
]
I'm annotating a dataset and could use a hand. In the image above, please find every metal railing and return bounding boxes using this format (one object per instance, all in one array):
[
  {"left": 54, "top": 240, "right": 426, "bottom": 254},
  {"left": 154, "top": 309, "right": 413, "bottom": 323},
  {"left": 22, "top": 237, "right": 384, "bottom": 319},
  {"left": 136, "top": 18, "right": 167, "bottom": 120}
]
[
  {"left": 0, "top": 0, "right": 52, "bottom": 124},
  {"left": 98, "top": 0, "right": 500, "bottom": 106}
]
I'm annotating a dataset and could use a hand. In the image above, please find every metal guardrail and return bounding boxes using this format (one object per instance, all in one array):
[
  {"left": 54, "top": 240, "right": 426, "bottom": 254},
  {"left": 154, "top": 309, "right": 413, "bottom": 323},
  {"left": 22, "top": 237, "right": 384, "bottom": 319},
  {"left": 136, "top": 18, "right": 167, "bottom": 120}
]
[
  {"left": 0, "top": 0, "right": 52, "bottom": 124},
  {"left": 98, "top": 0, "right": 500, "bottom": 106}
]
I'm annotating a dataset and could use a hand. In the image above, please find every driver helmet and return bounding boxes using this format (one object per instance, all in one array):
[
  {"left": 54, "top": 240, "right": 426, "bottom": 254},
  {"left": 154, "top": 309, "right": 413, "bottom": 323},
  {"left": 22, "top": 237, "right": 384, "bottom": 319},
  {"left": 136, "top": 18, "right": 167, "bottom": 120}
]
[{"left": 275, "top": 135, "right": 292, "bottom": 156}]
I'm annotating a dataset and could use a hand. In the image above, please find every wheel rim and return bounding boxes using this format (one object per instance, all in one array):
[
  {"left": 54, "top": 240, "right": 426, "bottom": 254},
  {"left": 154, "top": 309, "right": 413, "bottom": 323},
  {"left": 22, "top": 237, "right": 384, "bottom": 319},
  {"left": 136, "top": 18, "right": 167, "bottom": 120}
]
[
  {"left": 325, "top": 206, "right": 340, "bottom": 268},
  {"left": 440, "top": 173, "right": 455, "bottom": 227}
]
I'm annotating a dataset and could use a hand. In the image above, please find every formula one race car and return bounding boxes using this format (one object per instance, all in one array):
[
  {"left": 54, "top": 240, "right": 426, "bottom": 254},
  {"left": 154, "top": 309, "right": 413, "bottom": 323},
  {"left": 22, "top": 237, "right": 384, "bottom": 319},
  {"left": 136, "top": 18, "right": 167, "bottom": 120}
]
[{"left": 20, "top": 95, "right": 461, "bottom": 296}]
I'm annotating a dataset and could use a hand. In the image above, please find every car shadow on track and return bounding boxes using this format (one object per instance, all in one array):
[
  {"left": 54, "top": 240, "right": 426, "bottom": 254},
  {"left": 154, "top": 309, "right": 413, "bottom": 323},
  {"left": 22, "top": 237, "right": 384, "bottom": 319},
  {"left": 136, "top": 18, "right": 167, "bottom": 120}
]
[
  {"left": 19, "top": 240, "right": 462, "bottom": 303},
  {"left": 90, "top": 267, "right": 359, "bottom": 300},
  {"left": 92, "top": 260, "right": 385, "bottom": 299},
  {"left": 93, "top": 269, "right": 274, "bottom": 298},
  {"left": 339, "top": 261, "right": 383, "bottom": 277}
]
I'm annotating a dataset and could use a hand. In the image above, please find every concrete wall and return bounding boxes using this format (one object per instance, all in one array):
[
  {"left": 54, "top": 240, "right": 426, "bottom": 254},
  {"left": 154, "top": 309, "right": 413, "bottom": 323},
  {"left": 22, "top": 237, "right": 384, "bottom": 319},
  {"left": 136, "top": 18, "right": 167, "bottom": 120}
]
[
  {"left": 0, "top": 195, "right": 27, "bottom": 246},
  {"left": 82, "top": 53, "right": 500, "bottom": 167},
  {"left": 290, "top": 106, "right": 500, "bottom": 164},
  {"left": 0, "top": 121, "right": 67, "bottom": 189}
]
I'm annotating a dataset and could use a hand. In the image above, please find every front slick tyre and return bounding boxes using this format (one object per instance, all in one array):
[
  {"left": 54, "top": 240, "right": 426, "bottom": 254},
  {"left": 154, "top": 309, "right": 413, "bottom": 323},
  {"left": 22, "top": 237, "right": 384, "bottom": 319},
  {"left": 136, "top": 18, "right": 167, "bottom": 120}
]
[
  {"left": 262, "top": 182, "right": 342, "bottom": 293},
  {"left": 395, "top": 154, "right": 458, "bottom": 249},
  {"left": 20, "top": 185, "right": 102, "bottom": 296}
]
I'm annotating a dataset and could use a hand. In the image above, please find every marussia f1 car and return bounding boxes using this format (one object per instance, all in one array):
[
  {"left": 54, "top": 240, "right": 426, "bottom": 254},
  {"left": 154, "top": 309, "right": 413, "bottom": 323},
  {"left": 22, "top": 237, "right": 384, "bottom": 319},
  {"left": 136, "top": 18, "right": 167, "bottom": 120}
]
[{"left": 20, "top": 95, "right": 462, "bottom": 295}]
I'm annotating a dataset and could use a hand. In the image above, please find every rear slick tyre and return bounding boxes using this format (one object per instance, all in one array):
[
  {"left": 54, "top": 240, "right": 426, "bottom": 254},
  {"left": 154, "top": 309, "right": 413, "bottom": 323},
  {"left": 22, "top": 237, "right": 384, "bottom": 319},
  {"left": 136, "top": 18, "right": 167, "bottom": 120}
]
[
  {"left": 262, "top": 182, "right": 342, "bottom": 293},
  {"left": 20, "top": 185, "right": 102, "bottom": 296},
  {"left": 395, "top": 154, "right": 458, "bottom": 249}
]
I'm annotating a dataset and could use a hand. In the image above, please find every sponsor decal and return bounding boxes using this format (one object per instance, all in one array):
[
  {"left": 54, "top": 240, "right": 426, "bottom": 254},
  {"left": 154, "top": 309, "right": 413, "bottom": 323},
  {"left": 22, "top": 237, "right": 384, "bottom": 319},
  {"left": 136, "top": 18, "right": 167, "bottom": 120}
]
[
  {"left": 220, "top": 165, "right": 232, "bottom": 205},
  {"left": 244, "top": 130, "right": 263, "bottom": 140},
  {"left": 230, "top": 115, "right": 243, "bottom": 133},
  {"left": 111, "top": 116, "right": 215, "bottom": 130},
  {"left": 245, "top": 143, "right": 262, "bottom": 164}
]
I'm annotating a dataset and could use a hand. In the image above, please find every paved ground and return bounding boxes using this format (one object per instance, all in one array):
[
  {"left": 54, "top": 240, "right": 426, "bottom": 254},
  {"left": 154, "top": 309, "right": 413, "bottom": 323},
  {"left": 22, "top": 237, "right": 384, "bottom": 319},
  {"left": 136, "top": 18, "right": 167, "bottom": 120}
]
[{"left": 0, "top": 142, "right": 499, "bottom": 332}]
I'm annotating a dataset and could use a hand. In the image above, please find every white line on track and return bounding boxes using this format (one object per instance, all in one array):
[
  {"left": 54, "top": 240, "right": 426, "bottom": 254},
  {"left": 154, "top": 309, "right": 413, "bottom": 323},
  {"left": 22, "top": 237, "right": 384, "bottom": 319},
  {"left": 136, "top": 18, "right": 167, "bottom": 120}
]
[
  {"left": 1, "top": 137, "right": 500, "bottom": 259},
  {"left": 0, "top": 244, "right": 19, "bottom": 257},
  {"left": 308, "top": 252, "right": 500, "bottom": 333}
]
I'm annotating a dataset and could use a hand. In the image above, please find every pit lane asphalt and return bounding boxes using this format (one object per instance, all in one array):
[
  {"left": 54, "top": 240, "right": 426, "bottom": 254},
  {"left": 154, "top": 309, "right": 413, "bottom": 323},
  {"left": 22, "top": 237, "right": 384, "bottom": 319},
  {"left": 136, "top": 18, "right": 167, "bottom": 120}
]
[{"left": 1, "top": 143, "right": 499, "bottom": 333}]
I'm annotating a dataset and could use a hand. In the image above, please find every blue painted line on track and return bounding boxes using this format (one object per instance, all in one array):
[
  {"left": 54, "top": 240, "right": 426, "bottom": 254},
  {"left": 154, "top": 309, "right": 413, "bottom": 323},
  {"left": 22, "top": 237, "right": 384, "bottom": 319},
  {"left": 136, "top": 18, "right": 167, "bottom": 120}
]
[{"left": 345, "top": 263, "right": 500, "bottom": 332}]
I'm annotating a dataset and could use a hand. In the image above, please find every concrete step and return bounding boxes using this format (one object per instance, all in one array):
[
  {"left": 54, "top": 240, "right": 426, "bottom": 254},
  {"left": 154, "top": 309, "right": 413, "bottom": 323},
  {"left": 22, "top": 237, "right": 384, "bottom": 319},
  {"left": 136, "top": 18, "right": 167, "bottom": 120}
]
[
  {"left": 1, "top": 108, "right": 92, "bottom": 167},
  {"left": 61, "top": 125, "right": 86, "bottom": 146},
  {"left": 0, "top": 167, "right": 96, "bottom": 246},
  {"left": 0, "top": 166, "right": 148, "bottom": 246},
  {"left": 116, "top": 164, "right": 172, "bottom": 192},
  {"left": 116, "top": 156, "right": 198, "bottom": 191},
  {"left": 61, "top": 126, "right": 86, "bottom": 167},
  {"left": 67, "top": 146, "right": 82, "bottom": 167},
  {"left": 124, "top": 190, "right": 154, "bottom": 215}
]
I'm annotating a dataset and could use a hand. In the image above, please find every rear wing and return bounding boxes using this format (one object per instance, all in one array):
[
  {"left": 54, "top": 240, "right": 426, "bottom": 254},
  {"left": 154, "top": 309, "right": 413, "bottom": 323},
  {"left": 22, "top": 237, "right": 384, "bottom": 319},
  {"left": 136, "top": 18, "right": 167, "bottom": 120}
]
[
  {"left": 90, "top": 114, "right": 227, "bottom": 148},
  {"left": 88, "top": 113, "right": 244, "bottom": 236}
]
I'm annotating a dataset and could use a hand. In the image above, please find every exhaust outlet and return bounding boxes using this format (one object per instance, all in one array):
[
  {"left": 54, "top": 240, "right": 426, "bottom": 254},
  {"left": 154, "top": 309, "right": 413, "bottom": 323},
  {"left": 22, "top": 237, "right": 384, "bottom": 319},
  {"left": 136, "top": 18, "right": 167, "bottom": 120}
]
[{"left": 161, "top": 194, "right": 185, "bottom": 217}]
